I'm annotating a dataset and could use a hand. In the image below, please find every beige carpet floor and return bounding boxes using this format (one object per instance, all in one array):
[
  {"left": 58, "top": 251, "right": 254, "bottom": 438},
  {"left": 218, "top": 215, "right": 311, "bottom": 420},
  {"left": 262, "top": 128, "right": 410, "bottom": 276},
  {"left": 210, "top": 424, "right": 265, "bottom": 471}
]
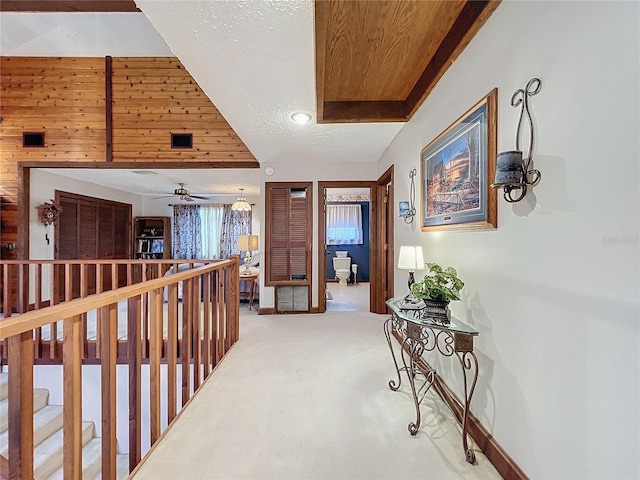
[{"left": 132, "top": 307, "right": 501, "bottom": 480}]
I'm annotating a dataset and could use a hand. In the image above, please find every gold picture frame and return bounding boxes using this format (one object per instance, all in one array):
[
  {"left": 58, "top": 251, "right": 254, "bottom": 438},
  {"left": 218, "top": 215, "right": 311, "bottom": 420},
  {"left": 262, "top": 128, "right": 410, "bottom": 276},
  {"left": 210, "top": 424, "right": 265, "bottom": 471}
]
[{"left": 420, "top": 89, "right": 498, "bottom": 231}]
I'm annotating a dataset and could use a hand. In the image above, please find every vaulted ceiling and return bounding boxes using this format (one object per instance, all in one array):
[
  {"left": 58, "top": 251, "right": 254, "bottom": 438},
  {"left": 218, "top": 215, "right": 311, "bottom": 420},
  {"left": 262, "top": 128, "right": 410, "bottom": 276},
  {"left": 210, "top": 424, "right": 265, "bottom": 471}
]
[
  {"left": 2, "top": 0, "right": 499, "bottom": 125},
  {"left": 0, "top": 0, "right": 501, "bottom": 195}
]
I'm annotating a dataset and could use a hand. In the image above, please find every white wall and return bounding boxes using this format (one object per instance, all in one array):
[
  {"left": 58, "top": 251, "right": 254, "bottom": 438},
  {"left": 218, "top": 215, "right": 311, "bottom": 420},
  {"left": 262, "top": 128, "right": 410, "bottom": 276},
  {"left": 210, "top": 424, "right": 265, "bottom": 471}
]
[
  {"left": 257, "top": 161, "right": 379, "bottom": 309},
  {"left": 380, "top": 2, "right": 639, "bottom": 478}
]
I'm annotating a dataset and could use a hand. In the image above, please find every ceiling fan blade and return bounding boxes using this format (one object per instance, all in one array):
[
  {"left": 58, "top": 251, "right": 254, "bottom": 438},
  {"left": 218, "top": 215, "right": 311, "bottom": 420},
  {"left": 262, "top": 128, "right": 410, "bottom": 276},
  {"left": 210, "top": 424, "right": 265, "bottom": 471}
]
[
  {"left": 188, "top": 194, "right": 211, "bottom": 200},
  {"left": 184, "top": 196, "right": 195, "bottom": 202}
]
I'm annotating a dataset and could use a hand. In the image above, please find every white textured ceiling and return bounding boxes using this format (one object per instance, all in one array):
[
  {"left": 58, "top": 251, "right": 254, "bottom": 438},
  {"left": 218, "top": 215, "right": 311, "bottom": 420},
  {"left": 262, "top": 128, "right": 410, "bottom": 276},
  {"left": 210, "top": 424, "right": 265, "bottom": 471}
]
[
  {"left": 1, "top": 3, "right": 405, "bottom": 194},
  {"left": 38, "top": 167, "right": 262, "bottom": 197}
]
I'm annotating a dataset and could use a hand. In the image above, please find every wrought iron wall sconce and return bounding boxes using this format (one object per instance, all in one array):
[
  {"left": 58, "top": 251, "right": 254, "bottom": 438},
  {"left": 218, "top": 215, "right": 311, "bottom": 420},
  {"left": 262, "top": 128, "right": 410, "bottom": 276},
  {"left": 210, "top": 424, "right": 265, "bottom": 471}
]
[
  {"left": 400, "top": 168, "right": 417, "bottom": 224},
  {"left": 491, "top": 78, "right": 542, "bottom": 203}
]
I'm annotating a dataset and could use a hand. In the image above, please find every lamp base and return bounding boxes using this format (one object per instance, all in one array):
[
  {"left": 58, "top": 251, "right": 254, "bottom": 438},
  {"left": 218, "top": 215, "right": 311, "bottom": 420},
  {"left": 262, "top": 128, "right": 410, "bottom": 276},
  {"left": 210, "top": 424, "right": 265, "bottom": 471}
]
[{"left": 243, "top": 252, "right": 252, "bottom": 274}]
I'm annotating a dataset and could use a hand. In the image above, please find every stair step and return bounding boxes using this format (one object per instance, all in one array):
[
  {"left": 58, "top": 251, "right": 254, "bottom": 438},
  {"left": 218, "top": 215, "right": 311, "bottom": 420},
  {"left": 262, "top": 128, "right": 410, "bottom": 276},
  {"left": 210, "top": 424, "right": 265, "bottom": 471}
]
[
  {"left": 0, "top": 404, "right": 63, "bottom": 457},
  {"left": 91, "top": 453, "right": 130, "bottom": 480},
  {"left": 47, "top": 437, "right": 102, "bottom": 480},
  {"left": 34, "top": 421, "right": 94, "bottom": 480},
  {"left": 0, "top": 388, "right": 49, "bottom": 433},
  {"left": 0, "top": 373, "right": 7, "bottom": 402}
]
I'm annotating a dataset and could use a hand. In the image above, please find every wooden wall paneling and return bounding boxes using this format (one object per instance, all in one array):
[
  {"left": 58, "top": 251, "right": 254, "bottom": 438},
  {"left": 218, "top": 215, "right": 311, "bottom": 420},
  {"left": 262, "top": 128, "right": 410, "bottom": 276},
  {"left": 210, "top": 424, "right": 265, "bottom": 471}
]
[
  {"left": 0, "top": 56, "right": 259, "bottom": 269},
  {"left": 110, "top": 57, "right": 257, "bottom": 164}
]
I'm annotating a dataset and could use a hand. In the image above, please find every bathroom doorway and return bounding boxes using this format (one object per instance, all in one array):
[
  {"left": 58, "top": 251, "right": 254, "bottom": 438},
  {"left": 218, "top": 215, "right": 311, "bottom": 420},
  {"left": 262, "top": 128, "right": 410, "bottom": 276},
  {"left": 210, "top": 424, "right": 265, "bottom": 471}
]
[{"left": 318, "top": 181, "right": 374, "bottom": 313}]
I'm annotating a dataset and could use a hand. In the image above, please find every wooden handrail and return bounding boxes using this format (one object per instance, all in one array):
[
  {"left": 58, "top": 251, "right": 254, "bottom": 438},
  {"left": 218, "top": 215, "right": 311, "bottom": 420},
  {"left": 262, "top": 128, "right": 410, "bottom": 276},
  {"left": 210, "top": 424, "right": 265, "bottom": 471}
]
[
  {"left": 0, "top": 261, "right": 231, "bottom": 339},
  {"left": 0, "top": 257, "right": 240, "bottom": 479}
]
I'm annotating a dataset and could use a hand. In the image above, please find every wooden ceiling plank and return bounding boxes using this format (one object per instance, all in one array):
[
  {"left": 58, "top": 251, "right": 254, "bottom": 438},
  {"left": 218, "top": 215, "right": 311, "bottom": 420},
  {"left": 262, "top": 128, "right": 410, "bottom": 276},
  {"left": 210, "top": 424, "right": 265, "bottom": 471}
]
[
  {"left": 323, "top": 1, "right": 467, "bottom": 103},
  {"left": 314, "top": 0, "right": 501, "bottom": 123},
  {"left": 405, "top": 0, "right": 502, "bottom": 118}
]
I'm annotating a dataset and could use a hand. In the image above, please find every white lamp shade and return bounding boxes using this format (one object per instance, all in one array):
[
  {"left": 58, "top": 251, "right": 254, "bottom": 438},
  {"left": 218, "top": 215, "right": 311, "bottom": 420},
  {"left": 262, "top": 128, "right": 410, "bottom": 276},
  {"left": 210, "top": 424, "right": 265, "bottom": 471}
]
[
  {"left": 397, "top": 246, "right": 425, "bottom": 271},
  {"left": 238, "top": 234, "right": 259, "bottom": 251},
  {"left": 231, "top": 198, "right": 252, "bottom": 211}
]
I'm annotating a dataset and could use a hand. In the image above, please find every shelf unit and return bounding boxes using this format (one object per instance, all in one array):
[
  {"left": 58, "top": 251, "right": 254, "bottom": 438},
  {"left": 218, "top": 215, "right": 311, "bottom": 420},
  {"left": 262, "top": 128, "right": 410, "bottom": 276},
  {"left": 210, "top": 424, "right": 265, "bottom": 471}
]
[{"left": 134, "top": 216, "right": 171, "bottom": 260}]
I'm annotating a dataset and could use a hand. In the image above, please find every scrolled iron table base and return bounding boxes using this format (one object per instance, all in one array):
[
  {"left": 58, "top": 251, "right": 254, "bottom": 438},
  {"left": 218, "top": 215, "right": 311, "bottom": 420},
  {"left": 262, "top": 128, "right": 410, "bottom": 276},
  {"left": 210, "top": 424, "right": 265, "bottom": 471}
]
[{"left": 384, "top": 302, "right": 479, "bottom": 464}]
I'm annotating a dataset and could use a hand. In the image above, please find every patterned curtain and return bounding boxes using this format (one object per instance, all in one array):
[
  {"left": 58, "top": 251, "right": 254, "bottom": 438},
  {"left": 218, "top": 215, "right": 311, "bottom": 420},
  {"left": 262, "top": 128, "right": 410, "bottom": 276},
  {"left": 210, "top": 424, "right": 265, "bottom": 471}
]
[
  {"left": 219, "top": 206, "right": 252, "bottom": 258},
  {"left": 173, "top": 204, "right": 202, "bottom": 259}
]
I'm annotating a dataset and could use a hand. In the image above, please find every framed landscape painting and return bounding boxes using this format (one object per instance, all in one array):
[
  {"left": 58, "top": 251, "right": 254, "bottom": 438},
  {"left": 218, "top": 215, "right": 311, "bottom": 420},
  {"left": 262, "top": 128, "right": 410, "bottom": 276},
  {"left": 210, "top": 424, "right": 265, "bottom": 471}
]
[{"left": 420, "top": 89, "right": 498, "bottom": 231}]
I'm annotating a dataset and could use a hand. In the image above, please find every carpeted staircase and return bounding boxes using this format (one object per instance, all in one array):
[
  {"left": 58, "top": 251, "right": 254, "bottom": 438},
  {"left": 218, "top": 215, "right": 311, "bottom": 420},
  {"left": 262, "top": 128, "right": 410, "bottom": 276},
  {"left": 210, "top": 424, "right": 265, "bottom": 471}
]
[{"left": 0, "top": 373, "right": 128, "bottom": 479}]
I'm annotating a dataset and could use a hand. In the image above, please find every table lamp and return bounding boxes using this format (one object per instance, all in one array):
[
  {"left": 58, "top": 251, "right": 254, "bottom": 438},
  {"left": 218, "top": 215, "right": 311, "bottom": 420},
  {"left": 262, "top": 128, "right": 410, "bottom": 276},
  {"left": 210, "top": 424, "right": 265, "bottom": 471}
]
[
  {"left": 238, "top": 234, "right": 259, "bottom": 274},
  {"left": 398, "top": 245, "right": 425, "bottom": 297}
]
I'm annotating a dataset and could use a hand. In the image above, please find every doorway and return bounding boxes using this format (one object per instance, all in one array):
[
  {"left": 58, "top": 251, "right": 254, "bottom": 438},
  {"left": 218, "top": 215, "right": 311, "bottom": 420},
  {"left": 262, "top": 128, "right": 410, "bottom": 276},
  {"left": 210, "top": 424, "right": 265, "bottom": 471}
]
[{"left": 317, "top": 169, "right": 394, "bottom": 314}]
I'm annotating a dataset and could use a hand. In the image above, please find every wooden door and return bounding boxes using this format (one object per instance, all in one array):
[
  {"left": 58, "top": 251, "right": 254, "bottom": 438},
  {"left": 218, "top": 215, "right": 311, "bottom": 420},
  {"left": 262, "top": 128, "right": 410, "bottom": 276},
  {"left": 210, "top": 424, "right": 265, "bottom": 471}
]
[
  {"left": 371, "top": 166, "right": 394, "bottom": 314},
  {"left": 55, "top": 191, "right": 132, "bottom": 298}
]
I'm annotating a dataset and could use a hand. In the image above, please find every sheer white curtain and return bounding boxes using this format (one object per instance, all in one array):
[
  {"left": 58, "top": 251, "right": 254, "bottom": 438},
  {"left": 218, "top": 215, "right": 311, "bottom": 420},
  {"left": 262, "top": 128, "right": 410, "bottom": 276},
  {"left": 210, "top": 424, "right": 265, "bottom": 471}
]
[
  {"left": 199, "top": 204, "right": 225, "bottom": 259},
  {"left": 326, "top": 204, "right": 363, "bottom": 245}
]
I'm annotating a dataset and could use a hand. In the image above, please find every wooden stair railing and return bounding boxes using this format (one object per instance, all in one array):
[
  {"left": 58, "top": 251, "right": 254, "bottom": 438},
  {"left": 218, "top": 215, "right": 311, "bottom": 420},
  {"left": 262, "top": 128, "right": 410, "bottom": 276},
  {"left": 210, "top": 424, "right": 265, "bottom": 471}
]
[
  {"left": 0, "top": 259, "right": 220, "bottom": 365},
  {"left": 0, "top": 258, "right": 240, "bottom": 479}
]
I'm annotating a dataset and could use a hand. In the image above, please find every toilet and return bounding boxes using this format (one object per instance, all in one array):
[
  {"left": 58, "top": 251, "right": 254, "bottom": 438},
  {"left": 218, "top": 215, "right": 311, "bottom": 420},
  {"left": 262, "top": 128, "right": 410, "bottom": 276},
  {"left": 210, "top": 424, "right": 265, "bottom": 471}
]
[{"left": 333, "top": 251, "right": 352, "bottom": 287}]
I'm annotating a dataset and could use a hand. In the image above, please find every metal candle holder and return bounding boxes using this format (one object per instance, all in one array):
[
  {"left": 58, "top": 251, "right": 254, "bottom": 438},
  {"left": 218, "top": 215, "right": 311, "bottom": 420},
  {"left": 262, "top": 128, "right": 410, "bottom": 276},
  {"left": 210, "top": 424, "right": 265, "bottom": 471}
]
[{"left": 491, "top": 78, "right": 542, "bottom": 203}]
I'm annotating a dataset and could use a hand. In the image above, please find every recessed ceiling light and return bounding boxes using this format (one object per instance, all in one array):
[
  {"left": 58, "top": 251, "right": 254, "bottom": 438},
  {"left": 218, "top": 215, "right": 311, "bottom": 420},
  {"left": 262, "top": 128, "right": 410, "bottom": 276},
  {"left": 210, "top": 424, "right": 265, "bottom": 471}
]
[{"left": 291, "top": 112, "right": 312, "bottom": 124}]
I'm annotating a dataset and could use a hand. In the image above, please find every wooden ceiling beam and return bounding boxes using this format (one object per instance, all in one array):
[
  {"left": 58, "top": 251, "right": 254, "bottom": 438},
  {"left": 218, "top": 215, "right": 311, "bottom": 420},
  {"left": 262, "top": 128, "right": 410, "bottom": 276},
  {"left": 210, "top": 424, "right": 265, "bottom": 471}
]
[
  {"left": 315, "top": 0, "right": 502, "bottom": 124},
  {"left": 0, "top": 1, "right": 139, "bottom": 12},
  {"left": 320, "top": 100, "right": 408, "bottom": 124},
  {"left": 405, "top": 0, "right": 501, "bottom": 119}
]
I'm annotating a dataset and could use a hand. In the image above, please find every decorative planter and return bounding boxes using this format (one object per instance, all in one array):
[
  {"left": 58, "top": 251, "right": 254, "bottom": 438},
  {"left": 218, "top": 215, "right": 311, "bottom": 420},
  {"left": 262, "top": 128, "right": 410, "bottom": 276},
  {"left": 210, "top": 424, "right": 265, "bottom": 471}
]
[{"left": 420, "top": 299, "right": 450, "bottom": 322}]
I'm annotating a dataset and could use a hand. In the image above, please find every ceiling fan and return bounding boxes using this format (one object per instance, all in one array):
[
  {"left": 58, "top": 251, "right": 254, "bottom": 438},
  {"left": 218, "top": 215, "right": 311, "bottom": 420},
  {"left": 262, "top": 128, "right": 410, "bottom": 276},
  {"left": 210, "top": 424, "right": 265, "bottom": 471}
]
[{"left": 153, "top": 183, "right": 210, "bottom": 202}]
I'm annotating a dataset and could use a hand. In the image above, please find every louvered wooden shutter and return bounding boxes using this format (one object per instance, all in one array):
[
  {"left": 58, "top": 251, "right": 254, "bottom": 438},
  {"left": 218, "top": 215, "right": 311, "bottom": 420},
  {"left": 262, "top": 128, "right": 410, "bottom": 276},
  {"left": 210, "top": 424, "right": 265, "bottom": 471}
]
[
  {"left": 268, "top": 188, "right": 290, "bottom": 282},
  {"left": 289, "top": 195, "right": 307, "bottom": 279},
  {"left": 265, "top": 183, "right": 312, "bottom": 285}
]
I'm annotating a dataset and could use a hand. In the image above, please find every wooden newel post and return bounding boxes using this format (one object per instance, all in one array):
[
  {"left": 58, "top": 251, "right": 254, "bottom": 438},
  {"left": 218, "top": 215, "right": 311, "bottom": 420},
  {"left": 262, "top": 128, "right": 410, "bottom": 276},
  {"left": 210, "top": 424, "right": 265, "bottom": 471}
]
[{"left": 8, "top": 332, "right": 34, "bottom": 480}]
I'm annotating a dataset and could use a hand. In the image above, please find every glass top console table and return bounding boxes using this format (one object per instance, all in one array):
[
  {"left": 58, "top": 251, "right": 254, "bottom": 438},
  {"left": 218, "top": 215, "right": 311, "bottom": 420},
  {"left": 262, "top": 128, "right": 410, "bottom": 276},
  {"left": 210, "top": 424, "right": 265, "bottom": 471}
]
[{"left": 384, "top": 297, "right": 479, "bottom": 464}]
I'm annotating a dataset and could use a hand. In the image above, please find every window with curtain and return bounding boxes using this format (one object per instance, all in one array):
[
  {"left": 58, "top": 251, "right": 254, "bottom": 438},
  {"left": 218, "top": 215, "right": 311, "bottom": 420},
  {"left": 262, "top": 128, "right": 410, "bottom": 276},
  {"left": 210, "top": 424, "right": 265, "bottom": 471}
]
[
  {"left": 326, "top": 204, "right": 363, "bottom": 245},
  {"left": 199, "top": 204, "right": 225, "bottom": 259},
  {"left": 174, "top": 204, "right": 250, "bottom": 260}
]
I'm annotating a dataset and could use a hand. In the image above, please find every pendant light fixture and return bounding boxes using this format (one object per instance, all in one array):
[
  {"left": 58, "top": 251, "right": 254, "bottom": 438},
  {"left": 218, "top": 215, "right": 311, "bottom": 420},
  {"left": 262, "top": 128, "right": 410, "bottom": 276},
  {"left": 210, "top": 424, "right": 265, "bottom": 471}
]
[{"left": 231, "top": 188, "right": 251, "bottom": 212}]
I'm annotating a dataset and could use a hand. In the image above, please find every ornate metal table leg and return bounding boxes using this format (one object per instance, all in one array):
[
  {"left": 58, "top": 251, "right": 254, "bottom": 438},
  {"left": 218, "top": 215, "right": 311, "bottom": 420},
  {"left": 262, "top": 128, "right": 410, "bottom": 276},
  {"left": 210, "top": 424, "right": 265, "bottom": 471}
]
[
  {"left": 456, "top": 349, "right": 479, "bottom": 464},
  {"left": 401, "top": 339, "right": 422, "bottom": 435},
  {"left": 384, "top": 316, "right": 403, "bottom": 391}
]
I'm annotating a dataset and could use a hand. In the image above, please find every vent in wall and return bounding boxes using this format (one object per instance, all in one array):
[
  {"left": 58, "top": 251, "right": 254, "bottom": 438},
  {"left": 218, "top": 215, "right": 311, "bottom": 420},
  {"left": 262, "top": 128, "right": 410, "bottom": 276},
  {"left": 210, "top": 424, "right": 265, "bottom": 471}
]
[
  {"left": 171, "top": 133, "right": 193, "bottom": 149},
  {"left": 23, "top": 132, "right": 44, "bottom": 147}
]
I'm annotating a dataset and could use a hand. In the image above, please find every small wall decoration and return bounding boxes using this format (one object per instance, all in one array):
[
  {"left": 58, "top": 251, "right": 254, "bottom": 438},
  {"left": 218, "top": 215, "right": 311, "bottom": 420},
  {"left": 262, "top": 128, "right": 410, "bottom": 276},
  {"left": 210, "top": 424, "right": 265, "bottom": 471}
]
[
  {"left": 420, "top": 89, "right": 498, "bottom": 231},
  {"left": 37, "top": 199, "right": 63, "bottom": 226}
]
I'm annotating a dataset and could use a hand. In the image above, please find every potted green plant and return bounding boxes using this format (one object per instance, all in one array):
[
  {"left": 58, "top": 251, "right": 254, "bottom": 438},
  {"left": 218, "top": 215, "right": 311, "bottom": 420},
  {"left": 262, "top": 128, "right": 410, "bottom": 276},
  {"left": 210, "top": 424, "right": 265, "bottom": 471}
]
[{"left": 410, "top": 263, "right": 464, "bottom": 320}]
